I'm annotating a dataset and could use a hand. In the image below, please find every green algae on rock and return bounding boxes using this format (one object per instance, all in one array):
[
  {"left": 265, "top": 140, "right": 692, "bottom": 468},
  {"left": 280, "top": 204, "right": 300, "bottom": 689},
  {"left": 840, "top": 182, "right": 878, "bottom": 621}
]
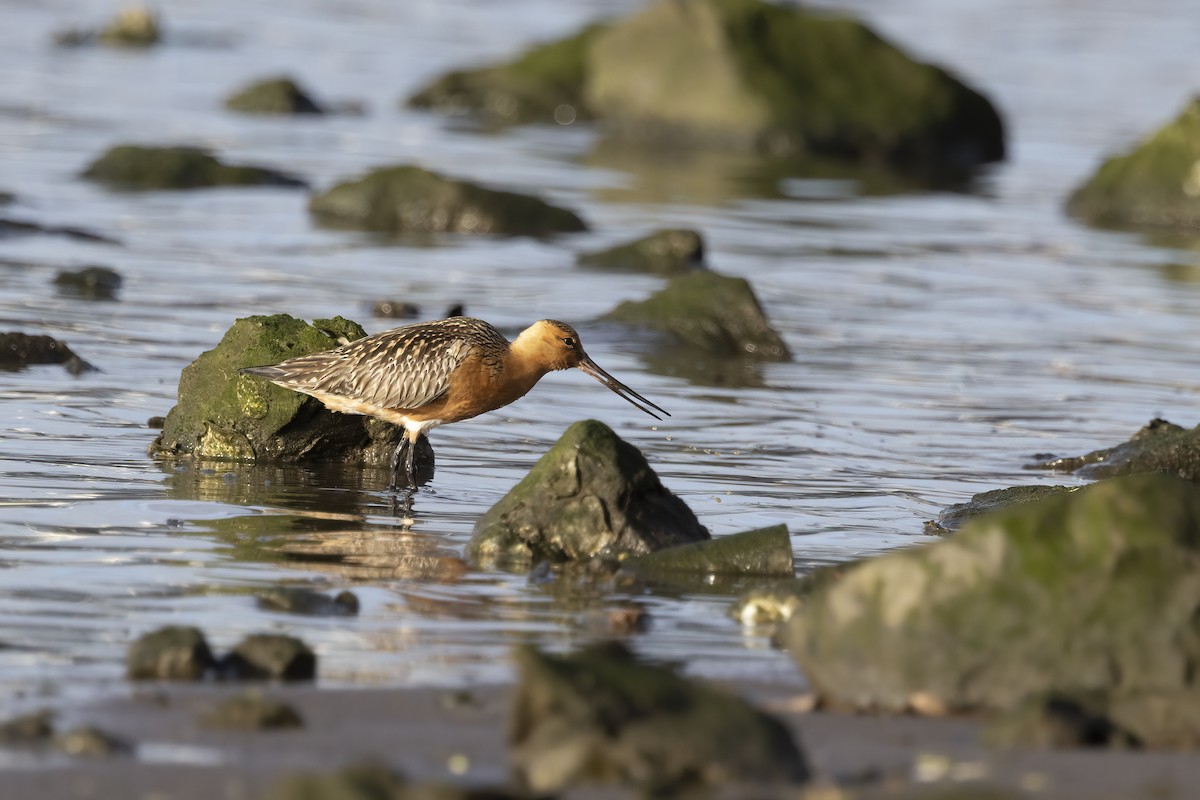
[
  {"left": 602, "top": 269, "right": 790, "bottom": 360},
  {"left": 468, "top": 420, "right": 708, "bottom": 566},
  {"left": 225, "top": 76, "right": 325, "bottom": 115},
  {"left": 576, "top": 228, "right": 705, "bottom": 274},
  {"left": 621, "top": 524, "right": 793, "bottom": 578},
  {"left": 785, "top": 473, "right": 1200, "bottom": 736},
  {"left": 928, "top": 484, "right": 1079, "bottom": 534},
  {"left": 127, "top": 626, "right": 217, "bottom": 680},
  {"left": 309, "top": 164, "right": 587, "bottom": 237},
  {"left": 82, "top": 145, "right": 306, "bottom": 190},
  {"left": 149, "top": 314, "right": 428, "bottom": 471},
  {"left": 511, "top": 642, "right": 810, "bottom": 793},
  {"left": 1026, "top": 418, "right": 1200, "bottom": 480},
  {"left": 1067, "top": 98, "right": 1200, "bottom": 230}
]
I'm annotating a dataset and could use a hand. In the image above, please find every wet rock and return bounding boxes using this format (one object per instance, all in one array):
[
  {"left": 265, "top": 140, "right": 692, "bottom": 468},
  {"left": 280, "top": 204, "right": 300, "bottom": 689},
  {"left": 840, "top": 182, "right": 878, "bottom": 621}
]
[
  {"left": 0, "top": 710, "right": 55, "bottom": 746},
  {"left": 576, "top": 228, "right": 705, "bottom": 274},
  {"left": 225, "top": 76, "right": 325, "bottom": 115},
  {"left": 732, "top": 578, "right": 811, "bottom": 628},
  {"left": 510, "top": 642, "right": 809, "bottom": 793},
  {"left": 223, "top": 633, "right": 316, "bottom": 681},
  {"left": 621, "top": 524, "right": 793, "bottom": 578},
  {"left": 986, "top": 692, "right": 1135, "bottom": 750},
  {"left": 785, "top": 473, "right": 1200, "bottom": 733},
  {"left": 372, "top": 299, "right": 420, "bottom": 319},
  {"left": 55, "top": 726, "right": 132, "bottom": 757},
  {"left": 308, "top": 165, "right": 586, "bottom": 237},
  {"left": 148, "top": 314, "right": 430, "bottom": 474},
  {"left": 407, "top": 0, "right": 1004, "bottom": 172},
  {"left": 1107, "top": 690, "right": 1200, "bottom": 749},
  {"left": 0, "top": 332, "right": 96, "bottom": 375},
  {"left": 269, "top": 762, "right": 404, "bottom": 800},
  {"left": 0, "top": 218, "right": 120, "bottom": 244},
  {"left": 55, "top": 5, "right": 161, "bottom": 48},
  {"left": 602, "top": 269, "right": 790, "bottom": 360},
  {"left": 1067, "top": 97, "right": 1200, "bottom": 230},
  {"left": 146, "top": 415, "right": 165, "bottom": 429},
  {"left": 257, "top": 587, "right": 360, "bottom": 616},
  {"left": 82, "top": 145, "right": 306, "bottom": 190},
  {"left": 1026, "top": 418, "right": 1200, "bottom": 479},
  {"left": 468, "top": 420, "right": 708, "bottom": 566},
  {"left": 53, "top": 265, "right": 123, "bottom": 301},
  {"left": 201, "top": 691, "right": 305, "bottom": 730},
  {"left": 127, "top": 625, "right": 217, "bottom": 680},
  {"left": 928, "top": 484, "right": 1078, "bottom": 533}
]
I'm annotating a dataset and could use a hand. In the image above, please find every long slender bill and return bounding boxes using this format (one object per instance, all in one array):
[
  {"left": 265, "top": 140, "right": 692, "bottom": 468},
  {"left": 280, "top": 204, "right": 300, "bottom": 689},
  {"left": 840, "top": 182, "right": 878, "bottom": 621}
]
[{"left": 578, "top": 356, "right": 669, "bottom": 420}]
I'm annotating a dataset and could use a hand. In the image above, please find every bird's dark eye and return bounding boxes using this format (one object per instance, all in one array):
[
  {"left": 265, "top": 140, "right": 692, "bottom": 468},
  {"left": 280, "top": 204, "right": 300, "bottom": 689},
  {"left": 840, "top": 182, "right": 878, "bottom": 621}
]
[{"left": 562, "top": 336, "right": 576, "bottom": 349}]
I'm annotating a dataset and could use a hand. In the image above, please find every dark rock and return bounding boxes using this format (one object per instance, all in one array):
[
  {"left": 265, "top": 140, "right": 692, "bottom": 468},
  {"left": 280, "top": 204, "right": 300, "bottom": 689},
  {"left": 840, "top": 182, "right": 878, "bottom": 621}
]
[
  {"left": 511, "top": 642, "right": 809, "bottom": 793},
  {"left": 53, "top": 265, "right": 123, "bottom": 301},
  {"left": 148, "top": 314, "right": 430, "bottom": 474},
  {"left": 576, "top": 228, "right": 705, "bottom": 274},
  {"left": 468, "top": 420, "right": 708, "bottom": 566},
  {"left": 602, "top": 269, "right": 790, "bottom": 360},
  {"left": 55, "top": 726, "right": 132, "bottom": 757},
  {"left": 223, "top": 634, "right": 316, "bottom": 681},
  {"left": 225, "top": 76, "right": 325, "bottom": 115},
  {"left": 1026, "top": 418, "right": 1200, "bottom": 479},
  {"left": 201, "top": 692, "right": 305, "bottom": 730},
  {"left": 257, "top": 587, "right": 360, "bottom": 616},
  {"left": 621, "top": 524, "right": 793, "bottom": 577},
  {"left": 0, "top": 710, "right": 55, "bottom": 745},
  {"left": 0, "top": 332, "right": 96, "bottom": 375},
  {"left": 82, "top": 145, "right": 306, "bottom": 190},
  {"left": 785, "top": 473, "right": 1200, "bottom": 731},
  {"left": 127, "top": 625, "right": 217, "bottom": 680},
  {"left": 146, "top": 416, "right": 165, "bottom": 429},
  {"left": 372, "top": 299, "right": 420, "bottom": 319},
  {"left": 0, "top": 218, "right": 120, "bottom": 244},
  {"left": 986, "top": 692, "right": 1136, "bottom": 750},
  {"left": 930, "top": 484, "right": 1079, "bottom": 533},
  {"left": 308, "top": 165, "right": 586, "bottom": 237},
  {"left": 1067, "top": 98, "right": 1200, "bottom": 230}
]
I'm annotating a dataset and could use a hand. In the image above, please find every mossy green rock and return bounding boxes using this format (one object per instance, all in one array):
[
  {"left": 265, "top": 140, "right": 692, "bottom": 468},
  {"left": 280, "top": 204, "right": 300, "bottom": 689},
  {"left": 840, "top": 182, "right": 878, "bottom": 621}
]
[
  {"left": 602, "top": 269, "right": 790, "bottom": 360},
  {"left": 468, "top": 420, "right": 708, "bottom": 565},
  {"left": 1067, "top": 98, "right": 1200, "bottom": 230},
  {"left": 511, "top": 642, "right": 809, "bottom": 793},
  {"left": 225, "top": 634, "right": 316, "bottom": 681},
  {"left": 82, "top": 145, "right": 306, "bottom": 190},
  {"left": 309, "top": 165, "right": 586, "bottom": 237},
  {"left": 622, "top": 524, "right": 793, "bottom": 577},
  {"left": 127, "top": 625, "right": 216, "bottom": 680},
  {"left": 929, "top": 484, "right": 1079, "bottom": 533},
  {"left": 576, "top": 228, "right": 705, "bottom": 274},
  {"left": 149, "top": 314, "right": 415, "bottom": 468},
  {"left": 786, "top": 473, "right": 1200, "bottom": 721},
  {"left": 1027, "top": 418, "right": 1200, "bottom": 480},
  {"left": 225, "top": 76, "right": 324, "bottom": 115}
]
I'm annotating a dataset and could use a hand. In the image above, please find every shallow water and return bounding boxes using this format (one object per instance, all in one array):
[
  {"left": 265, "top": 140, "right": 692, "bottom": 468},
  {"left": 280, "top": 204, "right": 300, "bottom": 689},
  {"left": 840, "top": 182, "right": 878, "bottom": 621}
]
[{"left": 3, "top": 0, "right": 1200, "bottom": 709}]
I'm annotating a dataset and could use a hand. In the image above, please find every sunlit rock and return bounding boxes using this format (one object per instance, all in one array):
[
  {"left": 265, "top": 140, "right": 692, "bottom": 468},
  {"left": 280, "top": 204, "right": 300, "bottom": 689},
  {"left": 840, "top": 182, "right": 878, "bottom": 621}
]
[{"left": 82, "top": 145, "right": 307, "bottom": 190}]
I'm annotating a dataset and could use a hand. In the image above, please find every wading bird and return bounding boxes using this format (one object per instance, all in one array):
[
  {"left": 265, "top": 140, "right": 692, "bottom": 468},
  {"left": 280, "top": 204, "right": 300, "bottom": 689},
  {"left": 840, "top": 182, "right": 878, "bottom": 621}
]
[{"left": 239, "top": 317, "right": 667, "bottom": 489}]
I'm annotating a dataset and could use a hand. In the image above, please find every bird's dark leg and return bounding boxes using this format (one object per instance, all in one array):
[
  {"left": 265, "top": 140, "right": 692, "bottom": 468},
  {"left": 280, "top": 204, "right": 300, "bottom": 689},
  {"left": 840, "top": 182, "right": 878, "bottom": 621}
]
[
  {"left": 388, "top": 437, "right": 410, "bottom": 492},
  {"left": 404, "top": 431, "right": 419, "bottom": 489}
]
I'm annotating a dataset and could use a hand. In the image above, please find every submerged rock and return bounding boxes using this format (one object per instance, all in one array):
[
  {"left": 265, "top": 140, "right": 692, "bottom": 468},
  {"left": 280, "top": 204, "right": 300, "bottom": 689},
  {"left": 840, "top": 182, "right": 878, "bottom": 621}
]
[
  {"left": 1026, "top": 418, "right": 1200, "bottom": 480},
  {"left": 511, "top": 642, "right": 810, "bottom": 793},
  {"left": 785, "top": 472, "right": 1200, "bottom": 742},
  {"left": 602, "top": 269, "right": 790, "bottom": 360},
  {"left": 468, "top": 420, "right": 708, "bottom": 566},
  {"left": 148, "top": 314, "right": 429, "bottom": 473},
  {"left": 201, "top": 692, "right": 305, "bottom": 730},
  {"left": 223, "top": 634, "right": 316, "bottom": 682},
  {"left": 621, "top": 524, "right": 793, "bottom": 578},
  {"left": 1067, "top": 97, "right": 1200, "bottom": 230},
  {"left": 53, "top": 265, "right": 123, "bottom": 301},
  {"left": 0, "top": 332, "right": 96, "bottom": 375},
  {"left": 225, "top": 76, "right": 325, "bottom": 115},
  {"left": 82, "top": 145, "right": 306, "bottom": 190},
  {"left": 576, "top": 228, "right": 705, "bottom": 274},
  {"left": 0, "top": 217, "right": 120, "bottom": 244},
  {"left": 308, "top": 164, "right": 587, "bottom": 237},
  {"left": 257, "top": 587, "right": 360, "bottom": 616},
  {"left": 127, "top": 626, "right": 217, "bottom": 680},
  {"left": 928, "top": 483, "right": 1079, "bottom": 533}
]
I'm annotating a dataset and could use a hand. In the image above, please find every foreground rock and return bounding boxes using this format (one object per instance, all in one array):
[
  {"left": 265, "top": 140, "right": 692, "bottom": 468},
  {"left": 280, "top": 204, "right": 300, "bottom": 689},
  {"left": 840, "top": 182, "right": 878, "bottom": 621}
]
[
  {"left": 408, "top": 0, "right": 1004, "bottom": 172},
  {"left": 511, "top": 642, "right": 809, "bottom": 793},
  {"left": 468, "top": 420, "right": 708, "bottom": 565},
  {"left": 0, "top": 332, "right": 96, "bottom": 375},
  {"left": 308, "top": 164, "right": 587, "bottom": 237},
  {"left": 225, "top": 76, "right": 325, "bottom": 115},
  {"left": 148, "top": 314, "right": 429, "bottom": 473},
  {"left": 54, "top": 265, "right": 123, "bottom": 301},
  {"left": 1027, "top": 417, "right": 1200, "bottom": 480},
  {"left": 576, "top": 228, "right": 705, "bottom": 274},
  {"left": 82, "top": 145, "right": 306, "bottom": 190},
  {"left": 602, "top": 269, "right": 790, "bottom": 360},
  {"left": 1067, "top": 98, "right": 1200, "bottom": 230},
  {"left": 786, "top": 473, "right": 1200, "bottom": 747}
]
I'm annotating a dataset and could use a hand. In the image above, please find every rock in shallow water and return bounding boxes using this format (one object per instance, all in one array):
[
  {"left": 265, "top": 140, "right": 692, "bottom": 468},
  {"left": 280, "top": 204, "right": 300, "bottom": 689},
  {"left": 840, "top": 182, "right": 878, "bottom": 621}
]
[
  {"left": 127, "top": 625, "right": 217, "bottom": 680},
  {"left": 225, "top": 75, "right": 325, "bottom": 115},
  {"left": 576, "top": 228, "right": 705, "bottom": 274},
  {"left": 82, "top": 145, "right": 306, "bottom": 190},
  {"left": 1026, "top": 417, "right": 1200, "bottom": 480},
  {"left": 0, "top": 332, "right": 96, "bottom": 375}
]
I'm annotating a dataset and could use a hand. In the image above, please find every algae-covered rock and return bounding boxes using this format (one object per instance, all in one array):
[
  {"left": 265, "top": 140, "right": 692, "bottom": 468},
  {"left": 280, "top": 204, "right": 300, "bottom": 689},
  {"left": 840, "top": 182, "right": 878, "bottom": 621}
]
[
  {"left": 510, "top": 642, "right": 809, "bottom": 793},
  {"left": 82, "top": 145, "right": 306, "bottom": 190},
  {"left": 469, "top": 420, "right": 708, "bottom": 566},
  {"left": 127, "top": 626, "right": 216, "bottom": 680},
  {"left": 53, "top": 265, "right": 122, "bottom": 301},
  {"left": 223, "top": 634, "right": 316, "bottom": 681},
  {"left": 407, "top": 0, "right": 1004, "bottom": 172},
  {"left": 929, "top": 484, "right": 1079, "bottom": 533},
  {"left": 621, "top": 524, "right": 793, "bottom": 577},
  {"left": 785, "top": 473, "right": 1200, "bottom": 725},
  {"left": 202, "top": 692, "right": 305, "bottom": 730},
  {"left": 1027, "top": 418, "right": 1200, "bottom": 480},
  {"left": 1067, "top": 98, "right": 1200, "bottom": 230},
  {"left": 225, "top": 76, "right": 325, "bottom": 115},
  {"left": 602, "top": 269, "right": 790, "bottom": 360},
  {"left": 985, "top": 692, "right": 1135, "bottom": 750},
  {"left": 576, "top": 228, "right": 705, "bottom": 274},
  {"left": 308, "top": 165, "right": 586, "bottom": 237},
  {"left": 148, "top": 314, "right": 427, "bottom": 471},
  {"left": 0, "top": 332, "right": 96, "bottom": 375}
]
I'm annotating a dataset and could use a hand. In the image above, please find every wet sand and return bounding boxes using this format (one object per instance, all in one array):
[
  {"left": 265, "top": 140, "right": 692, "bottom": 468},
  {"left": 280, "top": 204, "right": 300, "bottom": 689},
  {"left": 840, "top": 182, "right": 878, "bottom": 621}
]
[{"left": 5, "top": 680, "right": 1199, "bottom": 799}]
